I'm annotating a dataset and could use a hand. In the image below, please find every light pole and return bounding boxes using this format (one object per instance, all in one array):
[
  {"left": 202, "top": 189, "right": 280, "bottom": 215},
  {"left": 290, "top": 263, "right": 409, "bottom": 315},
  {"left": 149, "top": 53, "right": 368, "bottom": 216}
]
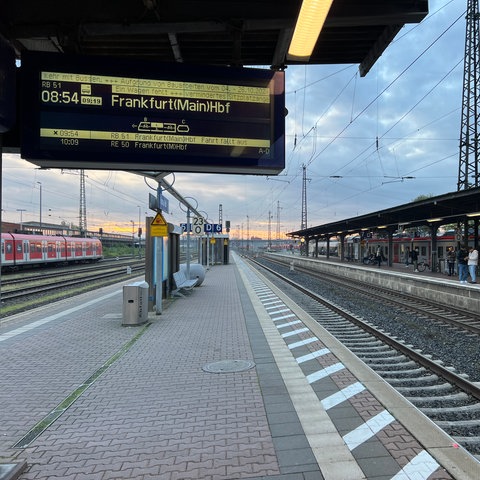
[
  {"left": 199, "top": 210, "right": 209, "bottom": 267},
  {"left": 16, "top": 209, "right": 26, "bottom": 231},
  {"left": 36, "top": 182, "right": 42, "bottom": 232},
  {"left": 137, "top": 205, "right": 142, "bottom": 257},
  {"left": 130, "top": 220, "right": 135, "bottom": 257}
]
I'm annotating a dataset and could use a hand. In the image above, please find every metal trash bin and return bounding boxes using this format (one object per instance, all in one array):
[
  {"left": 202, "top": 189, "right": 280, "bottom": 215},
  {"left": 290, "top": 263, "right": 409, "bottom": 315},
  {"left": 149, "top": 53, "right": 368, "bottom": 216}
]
[{"left": 122, "top": 281, "right": 149, "bottom": 326}]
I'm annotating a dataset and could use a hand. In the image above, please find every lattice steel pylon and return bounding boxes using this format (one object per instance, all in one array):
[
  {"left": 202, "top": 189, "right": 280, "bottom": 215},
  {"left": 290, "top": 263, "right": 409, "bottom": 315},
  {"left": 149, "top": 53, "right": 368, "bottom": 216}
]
[
  {"left": 276, "top": 200, "right": 282, "bottom": 240},
  {"left": 79, "top": 169, "right": 87, "bottom": 236},
  {"left": 458, "top": 0, "right": 480, "bottom": 190},
  {"left": 268, "top": 210, "right": 272, "bottom": 249},
  {"left": 301, "top": 165, "right": 309, "bottom": 229}
]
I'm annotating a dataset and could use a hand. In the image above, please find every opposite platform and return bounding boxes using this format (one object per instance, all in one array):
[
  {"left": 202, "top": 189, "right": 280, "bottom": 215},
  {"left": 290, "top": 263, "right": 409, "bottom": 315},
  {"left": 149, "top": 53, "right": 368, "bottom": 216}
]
[{"left": 0, "top": 253, "right": 477, "bottom": 480}]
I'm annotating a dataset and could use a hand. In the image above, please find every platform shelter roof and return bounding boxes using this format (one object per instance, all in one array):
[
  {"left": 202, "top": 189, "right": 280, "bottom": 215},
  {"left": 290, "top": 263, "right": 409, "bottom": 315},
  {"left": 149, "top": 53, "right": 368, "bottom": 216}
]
[
  {"left": 287, "top": 187, "right": 480, "bottom": 239},
  {"left": 1, "top": 1, "right": 428, "bottom": 73}
]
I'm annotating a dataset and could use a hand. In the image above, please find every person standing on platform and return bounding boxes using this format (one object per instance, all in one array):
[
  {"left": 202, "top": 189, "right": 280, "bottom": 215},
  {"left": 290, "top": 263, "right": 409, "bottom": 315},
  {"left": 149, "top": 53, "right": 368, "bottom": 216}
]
[
  {"left": 446, "top": 246, "right": 456, "bottom": 276},
  {"left": 467, "top": 246, "right": 478, "bottom": 284},
  {"left": 410, "top": 247, "right": 419, "bottom": 272},
  {"left": 457, "top": 245, "right": 469, "bottom": 284},
  {"left": 375, "top": 246, "right": 382, "bottom": 267}
]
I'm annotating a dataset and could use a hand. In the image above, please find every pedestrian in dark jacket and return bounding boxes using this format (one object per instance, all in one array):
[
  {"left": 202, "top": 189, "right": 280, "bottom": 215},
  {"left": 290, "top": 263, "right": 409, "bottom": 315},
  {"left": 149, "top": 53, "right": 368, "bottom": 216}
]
[
  {"left": 457, "top": 245, "right": 469, "bottom": 284},
  {"left": 446, "top": 246, "right": 456, "bottom": 276},
  {"left": 410, "top": 248, "right": 419, "bottom": 272}
]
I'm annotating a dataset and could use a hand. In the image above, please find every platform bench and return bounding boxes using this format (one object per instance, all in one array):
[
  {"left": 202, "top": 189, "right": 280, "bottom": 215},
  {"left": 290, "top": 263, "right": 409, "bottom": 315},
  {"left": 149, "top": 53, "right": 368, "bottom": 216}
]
[{"left": 173, "top": 270, "right": 198, "bottom": 296}]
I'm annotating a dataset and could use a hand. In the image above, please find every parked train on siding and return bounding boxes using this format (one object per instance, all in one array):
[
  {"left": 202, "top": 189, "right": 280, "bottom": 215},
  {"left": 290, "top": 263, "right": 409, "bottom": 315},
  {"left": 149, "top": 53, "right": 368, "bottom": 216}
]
[
  {"left": 1, "top": 233, "right": 103, "bottom": 271},
  {"left": 344, "top": 232, "right": 462, "bottom": 266}
]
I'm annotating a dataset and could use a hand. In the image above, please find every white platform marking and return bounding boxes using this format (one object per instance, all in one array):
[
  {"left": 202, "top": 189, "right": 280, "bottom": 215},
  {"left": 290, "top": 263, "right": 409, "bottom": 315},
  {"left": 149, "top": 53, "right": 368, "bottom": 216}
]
[
  {"left": 321, "top": 382, "right": 366, "bottom": 410},
  {"left": 306, "top": 363, "right": 345, "bottom": 383},
  {"left": 296, "top": 348, "right": 330, "bottom": 364},
  {"left": 271, "top": 314, "right": 296, "bottom": 322},
  {"left": 343, "top": 410, "right": 395, "bottom": 451},
  {"left": 281, "top": 327, "right": 310, "bottom": 338},
  {"left": 391, "top": 450, "right": 440, "bottom": 480},
  {"left": 287, "top": 337, "right": 319, "bottom": 349},
  {"left": 276, "top": 320, "right": 302, "bottom": 329}
]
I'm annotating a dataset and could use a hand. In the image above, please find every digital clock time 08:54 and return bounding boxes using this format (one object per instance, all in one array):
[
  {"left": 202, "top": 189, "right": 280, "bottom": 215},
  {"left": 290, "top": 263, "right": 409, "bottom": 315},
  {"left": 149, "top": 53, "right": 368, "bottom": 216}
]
[{"left": 41, "top": 90, "right": 80, "bottom": 104}]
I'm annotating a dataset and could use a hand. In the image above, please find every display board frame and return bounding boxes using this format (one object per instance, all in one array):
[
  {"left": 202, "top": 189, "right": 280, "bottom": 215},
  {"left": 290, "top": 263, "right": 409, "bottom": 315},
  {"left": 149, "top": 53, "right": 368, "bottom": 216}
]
[{"left": 20, "top": 52, "right": 285, "bottom": 174}]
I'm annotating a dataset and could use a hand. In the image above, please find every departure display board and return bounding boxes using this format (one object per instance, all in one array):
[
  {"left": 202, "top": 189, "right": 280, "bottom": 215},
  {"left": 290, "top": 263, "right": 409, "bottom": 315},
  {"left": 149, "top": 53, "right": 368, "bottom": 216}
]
[{"left": 20, "top": 52, "right": 285, "bottom": 174}]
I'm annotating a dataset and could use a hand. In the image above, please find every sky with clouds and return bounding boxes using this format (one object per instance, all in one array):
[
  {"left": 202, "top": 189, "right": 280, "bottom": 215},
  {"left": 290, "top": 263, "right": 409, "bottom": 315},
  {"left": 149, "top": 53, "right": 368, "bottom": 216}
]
[{"left": 1, "top": 0, "right": 467, "bottom": 239}]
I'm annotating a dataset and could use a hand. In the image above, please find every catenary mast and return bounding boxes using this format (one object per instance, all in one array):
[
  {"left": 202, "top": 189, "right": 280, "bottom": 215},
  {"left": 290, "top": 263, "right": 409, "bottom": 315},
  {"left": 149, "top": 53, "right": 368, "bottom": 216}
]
[{"left": 458, "top": 0, "right": 480, "bottom": 190}]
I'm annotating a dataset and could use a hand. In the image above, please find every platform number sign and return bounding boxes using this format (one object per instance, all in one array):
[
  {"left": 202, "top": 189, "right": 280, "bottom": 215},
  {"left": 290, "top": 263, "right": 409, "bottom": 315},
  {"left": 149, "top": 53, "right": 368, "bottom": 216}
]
[{"left": 192, "top": 216, "right": 205, "bottom": 235}]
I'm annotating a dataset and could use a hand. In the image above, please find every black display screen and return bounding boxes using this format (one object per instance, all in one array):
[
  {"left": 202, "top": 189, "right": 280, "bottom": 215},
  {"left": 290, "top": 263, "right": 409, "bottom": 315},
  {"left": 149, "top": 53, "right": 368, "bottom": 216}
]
[{"left": 20, "top": 52, "right": 285, "bottom": 174}]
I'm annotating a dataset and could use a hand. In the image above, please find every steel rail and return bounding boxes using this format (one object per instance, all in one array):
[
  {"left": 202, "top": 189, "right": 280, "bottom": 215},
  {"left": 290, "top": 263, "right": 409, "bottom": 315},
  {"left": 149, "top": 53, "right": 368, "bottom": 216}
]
[{"left": 247, "top": 256, "right": 480, "bottom": 402}]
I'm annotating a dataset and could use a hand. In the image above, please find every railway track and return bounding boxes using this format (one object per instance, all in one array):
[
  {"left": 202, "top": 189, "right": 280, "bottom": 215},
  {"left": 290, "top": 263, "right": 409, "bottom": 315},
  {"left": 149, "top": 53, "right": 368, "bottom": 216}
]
[
  {"left": 2, "top": 259, "right": 143, "bottom": 289},
  {"left": 265, "top": 254, "right": 480, "bottom": 334},
  {"left": 0, "top": 260, "right": 145, "bottom": 317},
  {"left": 245, "top": 254, "right": 480, "bottom": 457}
]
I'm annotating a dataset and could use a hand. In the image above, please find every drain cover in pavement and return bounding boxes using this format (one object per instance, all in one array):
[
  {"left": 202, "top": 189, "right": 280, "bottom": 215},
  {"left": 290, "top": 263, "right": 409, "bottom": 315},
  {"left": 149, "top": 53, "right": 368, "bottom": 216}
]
[{"left": 202, "top": 359, "right": 256, "bottom": 373}]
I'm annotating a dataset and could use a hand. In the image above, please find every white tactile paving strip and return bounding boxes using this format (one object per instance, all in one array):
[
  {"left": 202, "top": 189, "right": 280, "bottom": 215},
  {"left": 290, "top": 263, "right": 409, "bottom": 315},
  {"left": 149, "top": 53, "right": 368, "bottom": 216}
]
[{"left": 235, "top": 255, "right": 450, "bottom": 480}]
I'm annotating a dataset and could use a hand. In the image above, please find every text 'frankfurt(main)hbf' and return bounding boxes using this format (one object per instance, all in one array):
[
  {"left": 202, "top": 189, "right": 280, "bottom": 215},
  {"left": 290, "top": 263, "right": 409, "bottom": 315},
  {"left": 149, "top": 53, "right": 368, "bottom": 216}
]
[{"left": 111, "top": 95, "right": 231, "bottom": 113}]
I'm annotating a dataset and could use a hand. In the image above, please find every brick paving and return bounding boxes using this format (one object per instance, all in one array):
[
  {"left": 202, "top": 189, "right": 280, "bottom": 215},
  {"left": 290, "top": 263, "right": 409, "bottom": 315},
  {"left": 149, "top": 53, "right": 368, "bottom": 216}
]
[
  {"left": 0, "top": 256, "right": 474, "bottom": 479},
  {"left": 1, "top": 265, "right": 287, "bottom": 480}
]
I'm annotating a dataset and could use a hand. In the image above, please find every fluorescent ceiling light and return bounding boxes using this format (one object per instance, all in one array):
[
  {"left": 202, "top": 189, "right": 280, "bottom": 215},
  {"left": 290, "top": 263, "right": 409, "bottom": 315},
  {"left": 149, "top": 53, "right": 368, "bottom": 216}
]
[
  {"left": 467, "top": 212, "right": 480, "bottom": 217},
  {"left": 427, "top": 218, "right": 443, "bottom": 223},
  {"left": 287, "top": 0, "right": 334, "bottom": 61}
]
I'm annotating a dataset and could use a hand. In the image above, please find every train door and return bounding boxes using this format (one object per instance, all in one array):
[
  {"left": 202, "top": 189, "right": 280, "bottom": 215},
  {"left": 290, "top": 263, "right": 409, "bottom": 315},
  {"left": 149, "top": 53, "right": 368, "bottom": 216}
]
[
  {"left": 393, "top": 243, "right": 400, "bottom": 263},
  {"left": 2, "top": 237, "right": 14, "bottom": 265},
  {"left": 84, "top": 241, "right": 91, "bottom": 258},
  {"left": 29, "top": 239, "right": 42, "bottom": 262},
  {"left": 96, "top": 240, "right": 103, "bottom": 258},
  {"left": 66, "top": 240, "right": 72, "bottom": 260},
  {"left": 60, "top": 239, "right": 67, "bottom": 260},
  {"left": 15, "top": 239, "right": 25, "bottom": 263},
  {"left": 20, "top": 239, "right": 29, "bottom": 263},
  {"left": 47, "top": 241, "right": 56, "bottom": 260}
]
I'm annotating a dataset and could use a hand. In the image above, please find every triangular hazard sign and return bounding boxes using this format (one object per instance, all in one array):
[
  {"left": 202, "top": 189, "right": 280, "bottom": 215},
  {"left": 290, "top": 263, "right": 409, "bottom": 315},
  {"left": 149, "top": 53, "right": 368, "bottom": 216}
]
[{"left": 151, "top": 212, "right": 167, "bottom": 226}]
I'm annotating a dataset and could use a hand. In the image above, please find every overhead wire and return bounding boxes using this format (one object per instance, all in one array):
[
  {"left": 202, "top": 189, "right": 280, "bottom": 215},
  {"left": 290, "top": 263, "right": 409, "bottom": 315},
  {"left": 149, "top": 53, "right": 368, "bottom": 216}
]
[
  {"left": 304, "top": 9, "right": 466, "bottom": 169},
  {"left": 327, "top": 56, "right": 464, "bottom": 181}
]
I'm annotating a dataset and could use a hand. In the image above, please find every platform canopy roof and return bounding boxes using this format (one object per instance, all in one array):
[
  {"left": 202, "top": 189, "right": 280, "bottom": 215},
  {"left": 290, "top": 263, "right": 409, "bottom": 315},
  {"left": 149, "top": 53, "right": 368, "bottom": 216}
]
[
  {"left": 1, "top": 0, "right": 428, "bottom": 74},
  {"left": 287, "top": 188, "right": 480, "bottom": 239}
]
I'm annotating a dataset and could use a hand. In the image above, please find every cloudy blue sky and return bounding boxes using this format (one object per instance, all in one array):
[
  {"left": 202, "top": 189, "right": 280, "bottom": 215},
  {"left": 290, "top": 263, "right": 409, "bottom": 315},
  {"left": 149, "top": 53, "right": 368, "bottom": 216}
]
[{"left": 1, "top": 0, "right": 466, "bottom": 239}]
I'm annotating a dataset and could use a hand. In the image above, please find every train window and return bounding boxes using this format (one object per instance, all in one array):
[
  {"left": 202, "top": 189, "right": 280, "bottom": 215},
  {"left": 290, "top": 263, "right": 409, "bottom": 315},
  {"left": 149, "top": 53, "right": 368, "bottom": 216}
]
[
  {"left": 6, "top": 243, "right": 12, "bottom": 253},
  {"left": 16, "top": 244, "right": 22, "bottom": 252}
]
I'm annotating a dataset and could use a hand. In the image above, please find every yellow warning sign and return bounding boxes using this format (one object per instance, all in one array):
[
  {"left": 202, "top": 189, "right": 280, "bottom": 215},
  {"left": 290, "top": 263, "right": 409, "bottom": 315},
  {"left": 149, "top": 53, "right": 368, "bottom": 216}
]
[{"left": 150, "top": 212, "right": 168, "bottom": 237}]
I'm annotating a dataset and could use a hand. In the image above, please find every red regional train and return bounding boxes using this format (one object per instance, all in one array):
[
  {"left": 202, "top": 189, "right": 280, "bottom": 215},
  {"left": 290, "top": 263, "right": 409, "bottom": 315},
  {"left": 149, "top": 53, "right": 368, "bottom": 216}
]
[
  {"left": 1, "top": 233, "right": 103, "bottom": 271},
  {"left": 344, "top": 232, "right": 463, "bottom": 266}
]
